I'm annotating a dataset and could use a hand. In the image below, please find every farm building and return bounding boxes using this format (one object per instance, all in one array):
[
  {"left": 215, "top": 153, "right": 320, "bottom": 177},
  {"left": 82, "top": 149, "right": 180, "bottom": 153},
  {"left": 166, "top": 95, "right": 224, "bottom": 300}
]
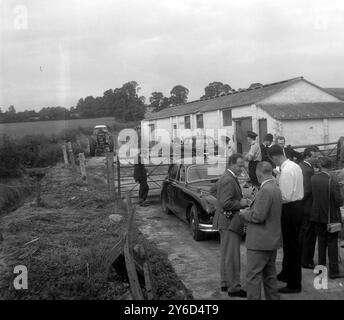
[{"left": 141, "top": 77, "right": 344, "bottom": 153}]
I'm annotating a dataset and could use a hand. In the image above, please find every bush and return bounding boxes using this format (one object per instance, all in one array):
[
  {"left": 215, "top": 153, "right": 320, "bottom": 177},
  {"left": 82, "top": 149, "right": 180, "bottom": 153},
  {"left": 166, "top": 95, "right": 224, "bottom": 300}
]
[
  {"left": 18, "top": 134, "right": 62, "bottom": 168},
  {"left": 0, "top": 135, "right": 23, "bottom": 178}
]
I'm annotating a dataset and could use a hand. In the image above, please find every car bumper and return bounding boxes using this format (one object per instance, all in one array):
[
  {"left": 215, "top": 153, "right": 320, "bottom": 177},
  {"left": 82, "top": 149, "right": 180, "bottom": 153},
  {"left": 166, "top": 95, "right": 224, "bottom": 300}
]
[{"left": 199, "top": 223, "right": 218, "bottom": 232}]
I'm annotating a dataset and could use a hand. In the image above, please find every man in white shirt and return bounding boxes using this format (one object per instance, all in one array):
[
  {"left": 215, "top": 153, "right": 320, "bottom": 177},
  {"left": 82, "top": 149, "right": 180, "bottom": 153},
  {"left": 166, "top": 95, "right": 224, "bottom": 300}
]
[{"left": 268, "top": 144, "right": 304, "bottom": 294}]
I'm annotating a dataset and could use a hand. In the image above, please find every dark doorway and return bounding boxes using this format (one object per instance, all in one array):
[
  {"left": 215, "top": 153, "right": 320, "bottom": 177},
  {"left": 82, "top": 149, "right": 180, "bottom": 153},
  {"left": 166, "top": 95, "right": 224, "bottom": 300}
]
[
  {"left": 258, "top": 119, "right": 267, "bottom": 144},
  {"left": 234, "top": 117, "right": 252, "bottom": 154}
]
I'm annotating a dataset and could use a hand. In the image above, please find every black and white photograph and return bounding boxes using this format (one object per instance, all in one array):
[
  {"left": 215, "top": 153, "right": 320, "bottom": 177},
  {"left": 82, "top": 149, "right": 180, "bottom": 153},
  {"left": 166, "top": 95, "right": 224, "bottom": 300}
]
[{"left": 1, "top": 0, "right": 344, "bottom": 306}]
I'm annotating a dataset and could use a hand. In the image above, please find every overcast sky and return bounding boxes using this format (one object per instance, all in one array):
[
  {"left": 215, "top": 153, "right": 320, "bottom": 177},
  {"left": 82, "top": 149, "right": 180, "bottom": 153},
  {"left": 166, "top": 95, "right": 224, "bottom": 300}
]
[{"left": 1, "top": 0, "right": 344, "bottom": 112}]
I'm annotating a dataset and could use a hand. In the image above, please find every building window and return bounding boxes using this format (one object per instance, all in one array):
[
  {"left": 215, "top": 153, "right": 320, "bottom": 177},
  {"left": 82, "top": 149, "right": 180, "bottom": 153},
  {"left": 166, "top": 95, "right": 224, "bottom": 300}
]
[
  {"left": 148, "top": 123, "right": 155, "bottom": 134},
  {"left": 223, "top": 109, "right": 232, "bottom": 126},
  {"left": 196, "top": 114, "right": 204, "bottom": 129},
  {"left": 184, "top": 116, "right": 191, "bottom": 129},
  {"left": 172, "top": 123, "right": 177, "bottom": 139},
  {"left": 148, "top": 123, "right": 155, "bottom": 141}
]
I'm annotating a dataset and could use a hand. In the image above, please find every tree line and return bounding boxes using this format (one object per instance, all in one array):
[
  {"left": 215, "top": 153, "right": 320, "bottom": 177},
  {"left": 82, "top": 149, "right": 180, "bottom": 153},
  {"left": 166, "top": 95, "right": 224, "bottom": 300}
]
[{"left": 0, "top": 81, "right": 262, "bottom": 123}]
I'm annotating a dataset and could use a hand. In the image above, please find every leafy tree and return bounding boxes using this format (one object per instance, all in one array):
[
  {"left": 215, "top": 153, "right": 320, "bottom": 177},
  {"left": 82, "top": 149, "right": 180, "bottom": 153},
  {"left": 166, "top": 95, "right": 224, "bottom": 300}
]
[
  {"left": 149, "top": 92, "right": 170, "bottom": 112},
  {"left": 38, "top": 107, "right": 70, "bottom": 120},
  {"left": 8, "top": 105, "right": 16, "bottom": 114},
  {"left": 170, "top": 85, "right": 189, "bottom": 106},
  {"left": 201, "top": 82, "right": 232, "bottom": 99},
  {"left": 111, "top": 81, "right": 146, "bottom": 122}
]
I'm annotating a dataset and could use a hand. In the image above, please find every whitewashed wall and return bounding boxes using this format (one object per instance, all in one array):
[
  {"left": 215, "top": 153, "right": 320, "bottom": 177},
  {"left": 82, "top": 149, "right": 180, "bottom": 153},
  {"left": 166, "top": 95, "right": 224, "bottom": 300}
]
[
  {"left": 261, "top": 80, "right": 341, "bottom": 104},
  {"left": 281, "top": 119, "right": 325, "bottom": 146},
  {"left": 328, "top": 119, "right": 344, "bottom": 142}
]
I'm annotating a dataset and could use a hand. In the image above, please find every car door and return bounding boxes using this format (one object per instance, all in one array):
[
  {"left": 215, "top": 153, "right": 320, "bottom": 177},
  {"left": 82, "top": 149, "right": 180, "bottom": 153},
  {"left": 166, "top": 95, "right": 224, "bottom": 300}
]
[
  {"left": 173, "top": 165, "right": 189, "bottom": 221},
  {"left": 166, "top": 164, "right": 179, "bottom": 212}
]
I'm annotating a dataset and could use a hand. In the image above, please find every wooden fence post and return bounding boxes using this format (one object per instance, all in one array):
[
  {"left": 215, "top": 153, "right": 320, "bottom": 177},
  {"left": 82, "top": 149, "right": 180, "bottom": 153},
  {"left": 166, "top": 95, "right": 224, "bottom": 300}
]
[
  {"left": 116, "top": 156, "right": 121, "bottom": 199},
  {"left": 338, "top": 137, "right": 344, "bottom": 166},
  {"left": 78, "top": 153, "right": 87, "bottom": 183},
  {"left": 106, "top": 152, "right": 115, "bottom": 201},
  {"left": 61, "top": 144, "right": 69, "bottom": 167},
  {"left": 124, "top": 193, "right": 144, "bottom": 300},
  {"left": 113, "top": 133, "right": 121, "bottom": 200},
  {"left": 67, "top": 141, "right": 76, "bottom": 170}
]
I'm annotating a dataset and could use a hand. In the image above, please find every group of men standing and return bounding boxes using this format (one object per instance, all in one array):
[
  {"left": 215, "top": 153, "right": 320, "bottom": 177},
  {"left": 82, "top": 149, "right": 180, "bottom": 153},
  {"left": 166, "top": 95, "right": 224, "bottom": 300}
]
[{"left": 211, "top": 131, "right": 344, "bottom": 300}]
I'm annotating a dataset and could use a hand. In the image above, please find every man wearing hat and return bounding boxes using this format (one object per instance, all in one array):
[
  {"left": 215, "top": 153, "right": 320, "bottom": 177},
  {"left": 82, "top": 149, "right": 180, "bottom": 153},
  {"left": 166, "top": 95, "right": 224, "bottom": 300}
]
[{"left": 245, "top": 131, "right": 262, "bottom": 186}]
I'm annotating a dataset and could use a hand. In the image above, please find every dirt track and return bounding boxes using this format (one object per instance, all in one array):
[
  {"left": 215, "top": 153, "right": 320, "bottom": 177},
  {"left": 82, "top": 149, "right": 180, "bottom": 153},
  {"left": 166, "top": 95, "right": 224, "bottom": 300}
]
[{"left": 135, "top": 200, "right": 344, "bottom": 300}]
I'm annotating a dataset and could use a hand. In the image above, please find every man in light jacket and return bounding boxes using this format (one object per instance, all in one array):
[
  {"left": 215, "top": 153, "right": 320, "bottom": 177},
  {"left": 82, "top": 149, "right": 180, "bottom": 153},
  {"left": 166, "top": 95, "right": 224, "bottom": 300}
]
[{"left": 240, "top": 162, "right": 282, "bottom": 300}]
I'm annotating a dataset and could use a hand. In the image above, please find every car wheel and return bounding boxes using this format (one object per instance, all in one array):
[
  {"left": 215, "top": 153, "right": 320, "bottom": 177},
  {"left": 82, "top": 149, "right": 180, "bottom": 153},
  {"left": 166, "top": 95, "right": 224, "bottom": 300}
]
[
  {"left": 189, "top": 204, "right": 205, "bottom": 241},
  {"left": 161, "top": 189, "right": 172, "bottom": 215}
]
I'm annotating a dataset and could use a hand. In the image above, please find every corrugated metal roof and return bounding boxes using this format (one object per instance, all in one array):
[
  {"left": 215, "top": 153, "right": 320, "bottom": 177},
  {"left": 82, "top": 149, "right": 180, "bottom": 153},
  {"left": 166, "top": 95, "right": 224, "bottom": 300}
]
[
  {"left": 145, "top": 77, "right": 303, "bottom": 120},
  {"left": 258, "top": 103, "right": 344, "bottom": 120},
  {"left": 325, "top": 88, "right": 344, "bottom": 101}
]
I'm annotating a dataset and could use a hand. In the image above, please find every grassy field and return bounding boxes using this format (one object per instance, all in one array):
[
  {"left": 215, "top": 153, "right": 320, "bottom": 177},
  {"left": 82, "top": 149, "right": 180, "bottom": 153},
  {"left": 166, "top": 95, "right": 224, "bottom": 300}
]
[
  {"left": 0, "top": 117, "right": 116, "bottom": 138},
  {"left": 0, "top": 163, "right": 193, "bottom": 300}
]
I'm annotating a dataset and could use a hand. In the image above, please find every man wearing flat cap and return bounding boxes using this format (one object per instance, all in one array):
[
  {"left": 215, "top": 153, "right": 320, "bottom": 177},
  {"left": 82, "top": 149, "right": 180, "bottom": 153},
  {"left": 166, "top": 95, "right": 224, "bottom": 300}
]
[{"left": 245, "top": 131, "right": 262, "bottom": 186}]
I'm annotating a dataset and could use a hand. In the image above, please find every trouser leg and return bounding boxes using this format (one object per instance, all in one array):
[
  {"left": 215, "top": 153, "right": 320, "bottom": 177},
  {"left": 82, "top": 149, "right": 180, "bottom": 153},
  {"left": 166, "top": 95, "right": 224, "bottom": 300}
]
[
  {"left": 262, "top": 250, "right": 280, "bottom": 300},
  {"left": 219, "top": 230, "right": 229, "bottom": 288},
  {"left": 139, "top": 179, "right": 149, "bottom": 201},
  {"left": 315, "top": 223, "right": 327, "bottom": 266},
  {"left": 246, "top": 250, "right": 265, "bottom": 300},
  {"left": 220, "top": 230, "right": 242, "bottom": 293},
  {"left": 248, "top": 161, "right": 259, "bottom": 187},
  {"left": 301, "top": 218, "right": 316, "bottom": 265},
  {"left": 281, "top": 201, "right": 303, "bottom": 289},
  {"left": 328, "top": 232, "right": 339, "bottom": 276}
]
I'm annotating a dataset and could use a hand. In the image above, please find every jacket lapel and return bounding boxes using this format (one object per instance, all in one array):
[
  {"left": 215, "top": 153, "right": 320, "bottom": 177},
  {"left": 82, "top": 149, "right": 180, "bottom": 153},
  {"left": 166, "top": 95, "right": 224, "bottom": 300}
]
[{"left": 226, "top": 170, "right": 242, "bottom": 197}]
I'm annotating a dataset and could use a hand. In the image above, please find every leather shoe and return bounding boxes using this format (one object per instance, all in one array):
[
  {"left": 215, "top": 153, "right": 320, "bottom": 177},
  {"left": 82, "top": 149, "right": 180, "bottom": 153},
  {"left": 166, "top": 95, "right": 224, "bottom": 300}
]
[
  {"left": 302, "top": 263, "right": 315, "bottom": 270},
  {"left": 277, "top": 273, "right": 287, "bottom": 283},
  {"left": 278, "top": 286, "right": 301, "bottom": 294},
  {"left": 228, "top": 290, "right": 247, "bottom": 298},
  {"left": 221, "top": 286, "right": 228, "bottom": 292}
]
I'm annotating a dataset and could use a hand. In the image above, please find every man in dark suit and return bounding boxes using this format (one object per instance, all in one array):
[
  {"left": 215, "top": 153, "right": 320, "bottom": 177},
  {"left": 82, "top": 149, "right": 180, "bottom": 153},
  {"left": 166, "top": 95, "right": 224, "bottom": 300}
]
[
  {"left": 260, "top": 133, "right": 274, "bottom": 165},
  {"left": 133, "top": 154, "right": 149, "bottom": 206},
  {"left": 276, "top": 136, "right": 303, "bottom": 163},
  {"left": 240, "top": 162, "right": 282, "bottom": 300},
  {"left": 299, "top": 146, "right": 320, "bottom": 269},
  {"left": 212, "top": 153, "right": 250, "bottom": 298},
  {"left": 310, "top": 156, "right": 344, "bottom": 279}
]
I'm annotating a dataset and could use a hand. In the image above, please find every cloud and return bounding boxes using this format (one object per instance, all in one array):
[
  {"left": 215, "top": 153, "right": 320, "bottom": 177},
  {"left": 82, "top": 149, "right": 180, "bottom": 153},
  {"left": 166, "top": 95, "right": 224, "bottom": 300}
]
[{"left": 1, "top": 0, "right": 344, "bottom": 111}]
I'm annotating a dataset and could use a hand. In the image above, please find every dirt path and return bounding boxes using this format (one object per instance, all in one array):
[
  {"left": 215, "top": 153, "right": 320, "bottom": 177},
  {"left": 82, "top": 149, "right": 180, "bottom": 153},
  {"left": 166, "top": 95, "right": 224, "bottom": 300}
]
[{"left": 136, "top": 200, "right": 344, "bottom": 300}]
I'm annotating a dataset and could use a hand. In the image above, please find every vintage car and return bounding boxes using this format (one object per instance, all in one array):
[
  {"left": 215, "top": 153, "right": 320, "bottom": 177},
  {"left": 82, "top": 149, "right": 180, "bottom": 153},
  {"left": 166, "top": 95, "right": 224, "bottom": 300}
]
[
  {"left": 161, "top": 160, "right": 224, "bottom": 241},
  {"left": 161, "top": 159, "right": 252, "bottom": 241},
  {"left": 169, "top": 135, "right": 219, "bottom": 159}
]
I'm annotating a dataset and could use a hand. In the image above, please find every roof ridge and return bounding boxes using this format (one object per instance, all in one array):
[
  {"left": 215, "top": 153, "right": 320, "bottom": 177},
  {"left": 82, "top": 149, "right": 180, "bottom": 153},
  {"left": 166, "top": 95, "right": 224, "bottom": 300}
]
[
  {"left": 145, "top": 76, "right": 304, "bottom": 120},
  {"left": 193, "top": 76, "right": 304, "bottom": 104}
]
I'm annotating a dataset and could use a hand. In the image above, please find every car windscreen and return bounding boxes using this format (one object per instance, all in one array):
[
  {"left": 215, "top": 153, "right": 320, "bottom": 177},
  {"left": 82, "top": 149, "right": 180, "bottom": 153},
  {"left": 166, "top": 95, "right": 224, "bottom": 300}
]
[
  {"left": 94, "top": 128, "right": 108, "bottom": 134},
  {"left": 187, "top": 163, "right": 223, "bottom": 183}
]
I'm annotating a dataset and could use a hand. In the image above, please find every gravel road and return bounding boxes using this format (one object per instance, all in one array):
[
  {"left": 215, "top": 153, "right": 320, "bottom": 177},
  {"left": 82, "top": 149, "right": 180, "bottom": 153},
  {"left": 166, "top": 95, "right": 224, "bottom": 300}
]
[{"left": 136, "top": 200, "right": 344, "bottom": 300}]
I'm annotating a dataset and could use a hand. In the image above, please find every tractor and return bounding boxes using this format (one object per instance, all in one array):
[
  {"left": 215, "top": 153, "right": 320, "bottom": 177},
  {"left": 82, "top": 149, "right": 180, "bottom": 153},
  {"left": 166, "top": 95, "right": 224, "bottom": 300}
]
[{"left": 89, "top": 125, "right": 114, "bottom": 156}]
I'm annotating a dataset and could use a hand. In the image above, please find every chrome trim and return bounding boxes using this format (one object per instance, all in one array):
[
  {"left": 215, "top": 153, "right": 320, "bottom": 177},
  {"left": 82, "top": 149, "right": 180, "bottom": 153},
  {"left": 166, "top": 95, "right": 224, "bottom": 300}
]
[{"left": 199, "top": 223, "right": 218, "bottom": 232}]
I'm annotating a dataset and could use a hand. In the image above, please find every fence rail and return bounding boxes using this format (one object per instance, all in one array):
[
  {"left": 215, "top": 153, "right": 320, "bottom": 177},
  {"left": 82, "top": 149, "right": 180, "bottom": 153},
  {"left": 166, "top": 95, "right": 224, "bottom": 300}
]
[
  {"left": 114, "top": 161, "right": 170, "bottom": 198},
  {"left": 107, "top": 193, "right": 156, "bottom": 300}
]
